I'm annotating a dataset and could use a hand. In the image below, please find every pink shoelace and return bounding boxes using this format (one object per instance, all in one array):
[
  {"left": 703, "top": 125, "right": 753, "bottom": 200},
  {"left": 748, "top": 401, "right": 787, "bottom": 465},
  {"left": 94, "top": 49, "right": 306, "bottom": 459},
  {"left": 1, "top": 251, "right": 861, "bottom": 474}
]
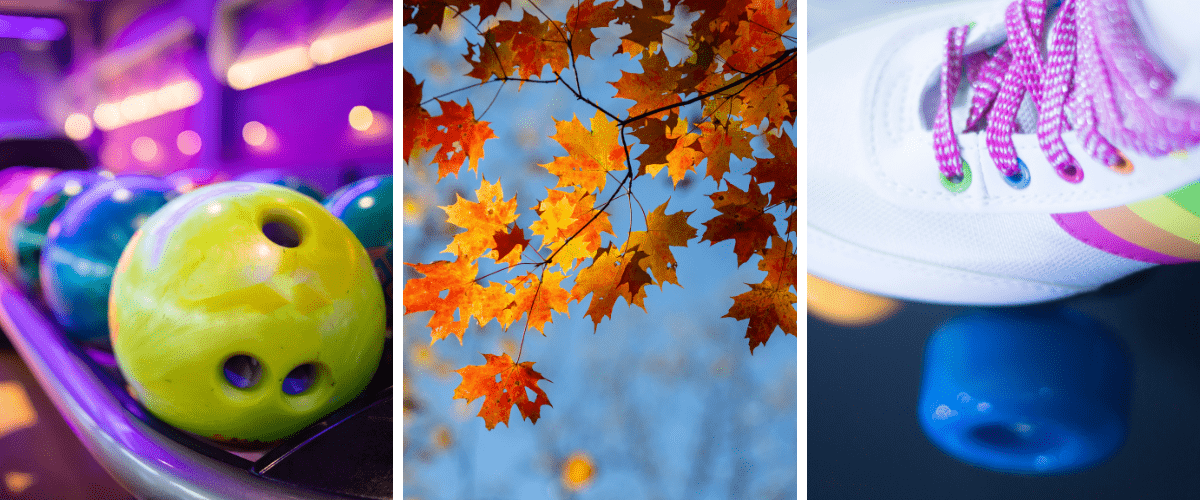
[{"left": 933, "top": 0, "right": 1200, "bottom": 191}]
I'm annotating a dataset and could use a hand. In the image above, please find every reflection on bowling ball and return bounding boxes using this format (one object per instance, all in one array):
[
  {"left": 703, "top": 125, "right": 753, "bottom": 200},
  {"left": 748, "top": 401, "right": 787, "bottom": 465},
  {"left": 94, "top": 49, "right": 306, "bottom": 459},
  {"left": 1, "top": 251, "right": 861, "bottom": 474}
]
[
  {"left": 109, "top": 182, "right": 386, "bottom": 444},
  {"left": 324, "top": 175, "right": 391, "bottom": 328},
  {"left": 12, "top": 171, "right": 103, "bottom": 294},
  {"left": 164, "top": 167, "right": 230, "bottom": 194},
  {"left": 0, "top": 167, "right": 58, "bottom": 275},
  {"left": 235, "top": 168, "right": 324, "bottom": 200},
  {"left": 40, "top": 175, "right": 176, "bottom": 342}
]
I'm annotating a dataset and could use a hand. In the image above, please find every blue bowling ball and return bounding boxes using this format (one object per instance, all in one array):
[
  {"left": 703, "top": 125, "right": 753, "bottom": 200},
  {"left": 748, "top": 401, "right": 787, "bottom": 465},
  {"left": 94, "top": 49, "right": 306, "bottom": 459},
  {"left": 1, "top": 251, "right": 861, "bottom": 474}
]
[
  {"left": 324, "top": 175, "right": 391, "bottom": 327},
  {"left": 40, "top": 175, "right": 177, "bottom": 342},
  {"left": 235, "top": 169, "right": 323, "bottom": 201},
  {"left": 917, "top": 307, "right": 1133, "bottom": 474},
  {"left": 11, "top": 171, "right": 104, "bottom": 294}
]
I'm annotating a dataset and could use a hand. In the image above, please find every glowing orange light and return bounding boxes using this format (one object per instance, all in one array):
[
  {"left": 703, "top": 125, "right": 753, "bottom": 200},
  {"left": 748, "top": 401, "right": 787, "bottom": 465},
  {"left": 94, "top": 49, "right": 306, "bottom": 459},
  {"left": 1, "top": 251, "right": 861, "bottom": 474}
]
[
  {"left": 309, "top": 17, "right": 393, "bottom": 65},
  {"left": 64, "top": 113, "right": 93, "bottom": 140},
  {"left": 561, "top": 452, "right": 595, "bottom": 492},
  {"left": 131, "top": 137, "right": 160, "bottom": 164},
  {"left": 349, "top": 105, "right": 373, "bottom": 131},
  {"left": 806, "top": 274, "right": 902, "bottom": 327},
  {"left": 243, "top": 121, "right": 267, "bottom": 147},
  {"left": 0, "top": 381, "right": 38, "bottom": 439},
  {"left": 227, "top": 46, "right": 312, "bottom": 90}
]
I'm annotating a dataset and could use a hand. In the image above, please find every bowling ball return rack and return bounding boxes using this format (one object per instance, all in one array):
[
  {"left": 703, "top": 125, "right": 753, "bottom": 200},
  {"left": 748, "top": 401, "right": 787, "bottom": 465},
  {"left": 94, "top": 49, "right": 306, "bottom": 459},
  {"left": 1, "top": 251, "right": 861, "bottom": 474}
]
[{"left": 0, "top": 272, "right": 393, "bottom": 499}]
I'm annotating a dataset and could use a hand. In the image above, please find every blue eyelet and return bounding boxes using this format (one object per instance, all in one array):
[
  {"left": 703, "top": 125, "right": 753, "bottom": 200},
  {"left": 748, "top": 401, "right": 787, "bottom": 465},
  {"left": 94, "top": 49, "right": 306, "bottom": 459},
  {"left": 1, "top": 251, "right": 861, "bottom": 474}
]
[{"left": 1004, "top": 158, "right": 1031, "bottom": 189}]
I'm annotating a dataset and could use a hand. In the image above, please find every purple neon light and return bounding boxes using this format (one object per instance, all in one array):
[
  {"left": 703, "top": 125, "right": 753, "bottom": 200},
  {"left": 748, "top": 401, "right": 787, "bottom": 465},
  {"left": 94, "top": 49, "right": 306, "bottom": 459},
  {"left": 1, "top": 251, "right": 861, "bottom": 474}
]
[{"left": 0, "top": 15, "right": 67, "bottom": 41}]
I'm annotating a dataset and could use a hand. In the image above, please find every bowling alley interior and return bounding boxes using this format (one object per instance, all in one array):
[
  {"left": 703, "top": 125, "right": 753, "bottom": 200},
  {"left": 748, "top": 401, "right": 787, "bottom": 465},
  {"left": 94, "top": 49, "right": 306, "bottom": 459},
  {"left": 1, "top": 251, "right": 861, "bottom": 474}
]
[{"left": 0, "top": 0, "right": 393, "bottom": 498}]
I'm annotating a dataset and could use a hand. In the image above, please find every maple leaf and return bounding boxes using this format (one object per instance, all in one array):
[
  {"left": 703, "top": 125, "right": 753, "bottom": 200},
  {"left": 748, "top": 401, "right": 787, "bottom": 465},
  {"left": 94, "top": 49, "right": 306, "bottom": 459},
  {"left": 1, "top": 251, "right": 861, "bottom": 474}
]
[
  {"left": 640, "top": 117, "right": 703, "bottom": 187},
  {"left": 740, "top": 73, "right": 794, "bottom": 130},
  {"left": 696, "top": 119, "right": 755, "bottom": 183},
  {"left": 425, "top": 99, "right": 498, "bottom": 179},
  {"left": 538, "top": 189, "right": 614, "bottom": 272},
  {"left": 403, "top": 70, "right": 432, "bottom": 165},
  {"left": 610, "top": 50, "right": 681, "bottom": 120},
  {"left": 505, "top": 270, "right": 572, "bottom": 334},
  {"left": 630, "top": 116, "right": 677, "bottom": 173},
  {"left": 565, "top": 0, "right": 618, "bottom": 60},
  {"left": 540, "top": 111, "right": 626, "bottom": 193},
  {"left": 720, "top": 0, "right": 791, "bottom": 72},
  {"left": 492, "top": 224, "right": 530, "bottom": 266},
  {"left": 626, "top": 201, "right": 696, "bottom": 288},
  {"left": 442, "top": 178, "right": 520, "bottom": 260},
  {"left": 785, "top": 209, "right": 796, "bottom": 236},
  {"left": 403, "top": 0, "right": 450, "bottom": 35},
  {"left": 530, "top": 191, "right": 578, "bottom": 243},
  {"left": 454, "top": 353, "right": 552, "bottom": 430},
  {"left": 404, "top": 256, "right": 513, "bottom": 344},
  {"left": 572, "top": 244, "right": 653, "bottom": 330},
  {"left": 701, "top": 183, "right": 778, "bottom": 266},
  {"left": 748, "top": 130, "right": 797, "bottom": 206},
  {"left": 757, "top": 236, "right": 796, "bottom": 291},
  {"left": 612, "top": 0, "right": 673, "bottom": 57},
  {"left": 464, "top": 36, "right": 514, "bottom": 82},
  {"left": 493, "top": 12, "right": 571, "bottom": 81},
  {"left": 724, "top": 283, "right": 797, "bottom": 354}
]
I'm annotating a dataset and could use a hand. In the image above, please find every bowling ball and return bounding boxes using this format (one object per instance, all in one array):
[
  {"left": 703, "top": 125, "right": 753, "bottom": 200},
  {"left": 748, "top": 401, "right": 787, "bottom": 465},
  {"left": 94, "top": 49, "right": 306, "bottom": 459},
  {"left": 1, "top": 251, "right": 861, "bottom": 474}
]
[
  {"left": 163, "top": 167, "right": 230, "bottom": 194},
  {"left": 323, "top": 175, "right": 391, "bottom": 328},
  {"left": 40, "top": 175, "right": 176, "bottom": 342},
  {"left": 109, "top": 182, "right": 386, "bottom": 444},
  {"left": 234, "top": 169, "right": 324, "bottom": 200},
  {"left": 11, "top": 171, "right": 104, "bottom": 294},
  {"left": 0, "top": 168, "right": 58, "bottom": 275}
]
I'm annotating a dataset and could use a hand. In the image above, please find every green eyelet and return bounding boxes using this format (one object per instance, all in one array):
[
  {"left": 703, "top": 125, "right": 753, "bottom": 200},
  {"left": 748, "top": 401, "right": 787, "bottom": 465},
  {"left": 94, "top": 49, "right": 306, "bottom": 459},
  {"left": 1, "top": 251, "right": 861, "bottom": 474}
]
[{"left": 940, "top": 158, "right": 972, "bottom": 193}]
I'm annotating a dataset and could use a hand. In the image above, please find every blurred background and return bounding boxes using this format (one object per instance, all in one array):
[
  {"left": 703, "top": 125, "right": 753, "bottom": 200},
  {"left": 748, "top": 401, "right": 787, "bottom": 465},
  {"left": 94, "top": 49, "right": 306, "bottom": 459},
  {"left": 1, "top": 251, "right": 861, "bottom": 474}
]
[
  {"left": 403, "top": 0, "right": 797, "bottom": 499},
  {"left": 0, "top": 0, "right": 391, "bottom": 497},
  {"left": 809, "top": 0, "right": 1200, "bottom": 498}
]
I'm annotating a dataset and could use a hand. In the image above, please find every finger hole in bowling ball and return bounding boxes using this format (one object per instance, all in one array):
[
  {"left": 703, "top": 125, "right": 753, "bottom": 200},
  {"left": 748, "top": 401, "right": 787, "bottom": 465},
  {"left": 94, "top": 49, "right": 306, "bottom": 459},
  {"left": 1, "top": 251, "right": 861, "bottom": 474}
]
[
  {"left": 282, "top": 363, "right": 317, "bottom": 395},
  {"left": 969, "top": 423, "right": 1057, "bottom": 454},
  {"left": 223, "top": 355, "right": 262, "bottom": 389},
  {"left": 262, "top": 217, "right": 302, "bottom": 248}
]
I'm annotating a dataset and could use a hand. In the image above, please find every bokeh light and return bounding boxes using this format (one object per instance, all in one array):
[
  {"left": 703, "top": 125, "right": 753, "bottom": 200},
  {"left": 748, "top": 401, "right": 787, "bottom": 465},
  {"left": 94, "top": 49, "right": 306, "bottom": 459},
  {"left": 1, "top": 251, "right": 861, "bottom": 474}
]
[
  {"left": 242, "top": 121, "right": 267, "bottom": 147},
  {"left": 177, "top": 130, "right": 201, "bottom": 155},
  {"left": 807, "top": 274, "right": 902, "bottom": 327},
  {"left": 64, "top": 113, "right": 93, "bottom": 140},
  {"left": 560, "top": 452, "right": 595, "bottom": 492},
  {"left": 349, "top": 105, "right": 373, "bottom": 131},
  {"left": 131, "top": 137, "right": 160, "bottom": 164}
]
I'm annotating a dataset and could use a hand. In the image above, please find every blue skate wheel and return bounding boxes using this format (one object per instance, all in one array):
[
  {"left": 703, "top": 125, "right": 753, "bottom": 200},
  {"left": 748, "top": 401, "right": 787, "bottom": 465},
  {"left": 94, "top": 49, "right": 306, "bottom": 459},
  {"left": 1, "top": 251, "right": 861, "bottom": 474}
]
[{"left": 917, "top": 306, "right": 1133, "bottom": 474}]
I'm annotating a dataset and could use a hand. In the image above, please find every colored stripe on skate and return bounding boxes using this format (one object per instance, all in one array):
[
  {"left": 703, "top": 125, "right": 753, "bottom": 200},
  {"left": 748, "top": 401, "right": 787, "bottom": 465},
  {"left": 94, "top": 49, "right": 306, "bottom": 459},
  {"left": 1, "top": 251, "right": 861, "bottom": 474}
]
[
  {"left": 1054, "top": 183, "right": 1200, "bottom": 264},
  {"left": 1051, "top": 211, "right": 1189, "bottom": 264}
]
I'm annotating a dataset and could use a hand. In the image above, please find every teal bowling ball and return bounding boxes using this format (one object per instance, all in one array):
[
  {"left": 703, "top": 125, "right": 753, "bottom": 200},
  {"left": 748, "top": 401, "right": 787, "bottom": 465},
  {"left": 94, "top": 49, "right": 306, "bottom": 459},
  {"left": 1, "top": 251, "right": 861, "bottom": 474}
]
[
  {"left": 11, "top": 171, "right": 103, "bottom": 294},
  {"left": 40, "top": 175, "right": 177, "bottom": 342},
  {"left": 235, "top": 169, "right": 324, "bottom": 200},
  {"left": 324, "top": 175, "right": 392, "bottom": 327}
]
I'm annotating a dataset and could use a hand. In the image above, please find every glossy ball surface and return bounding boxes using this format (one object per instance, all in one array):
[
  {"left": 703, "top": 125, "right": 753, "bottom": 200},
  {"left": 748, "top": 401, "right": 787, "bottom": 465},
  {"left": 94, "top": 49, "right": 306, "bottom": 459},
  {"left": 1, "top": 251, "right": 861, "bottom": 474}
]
[
  {"left": 109, "top": 182, "right": 386, "bottom": 444},
  {"left": 164, "top": 167, "right": 230, "bottom": 194},
  {"left": 0, "top": 168, "right": 58, "bottom": 274},
  {"left": 12, "top": 171, "right": 104, "bottom": 293},
  {"left": 323, "top": 175, "right": 392, "bottom": 327},
  {"left": 235, "top": 169, "right": 324, "bottom": 201},
  {"left": 40, "top": 175, "right": 175, "bottom": 341}
]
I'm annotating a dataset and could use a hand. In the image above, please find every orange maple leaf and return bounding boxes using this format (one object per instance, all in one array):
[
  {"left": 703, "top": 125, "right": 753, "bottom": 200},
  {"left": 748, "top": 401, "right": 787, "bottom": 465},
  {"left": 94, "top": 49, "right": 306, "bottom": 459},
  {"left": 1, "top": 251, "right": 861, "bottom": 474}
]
[
  {"left": 724, "top": 283, "right": 797, "bottom": 354},
  {"left": 403, "top": 70, "right": 432, "bottom": 165},
  {"left": 540, "top": 111, "right": 626, "bottom": 193},
  {"left": 612, "top": 0, "right": 673, "bottom": 57},
  {"left": 701, "top": 183, "right": 779, "bottom": 265},
  {"left": 571, "top": 244, "right": 653, "bottom": 330},
  {"left": 740, "top": 73, "right": 794, "bottom": 130},
  {"left": 425, "top": 99, "right": 498, "bottom": 179},
  {"left": 642, "top": 118, "right": 703, "bottom": 187},
  {"left": 454, "top": 353, "right": 552, "bottom": 430},
  {"left": 442, "top": 178, "right": 520, "bottom": 260},
  {"left": 757, "top": 236, "right": 797, "bottom": 291},
  {"left": 404, "top": 256, "right": 514, "bottom": 344},
  {"left": 538, "top": 189, "right": 614, "bottom": 272},
  {"left": 565, "top": 0, "right": 617, "bottom": 60},
  {"left": 696, "top": 119, "right": 755, "bottom": 184},
  {"left": 626, "top": 201, "right": 696, "bottom": 288},
  {"left": 610, "top": 51, "right": 681, "bottom": 120},
  {"left": 494, "top": 12, "right": 571, "bottom": 81},
  {"left": 529, "top": 191, "right": 578, "bottom": 244},
  {"left": 504, "top": 270, "right": 572, "bottom": 334}
]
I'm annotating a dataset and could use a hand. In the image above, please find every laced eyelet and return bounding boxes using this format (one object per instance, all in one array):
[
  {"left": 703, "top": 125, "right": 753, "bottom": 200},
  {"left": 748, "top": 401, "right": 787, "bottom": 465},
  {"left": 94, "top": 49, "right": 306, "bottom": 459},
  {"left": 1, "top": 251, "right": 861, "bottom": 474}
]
[
  {"left": 940, "top": 158, "right": 972, "bottom": 193},
  {"left": 1004, "top": 158, "right": 1031, "bottom": 189},
  {"left": 1108, "top": 150, "right": 1134, "bottom": 175},
  {"left": 1056, "top": 159, "right": 1084, "bottom": 183}
]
